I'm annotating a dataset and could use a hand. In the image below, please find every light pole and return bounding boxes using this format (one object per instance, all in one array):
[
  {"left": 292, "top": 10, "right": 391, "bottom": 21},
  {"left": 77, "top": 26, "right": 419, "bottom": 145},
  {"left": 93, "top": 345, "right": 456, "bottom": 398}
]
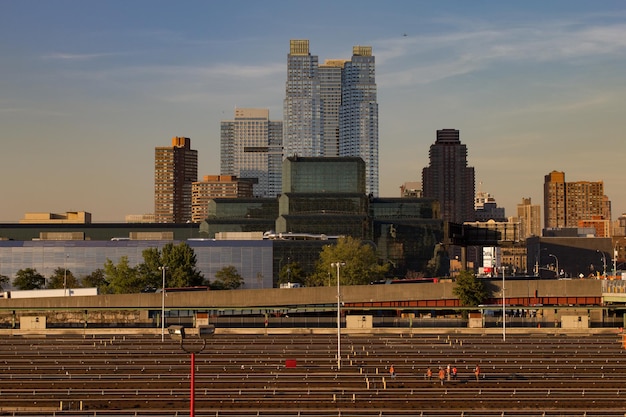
[
  {"left": 331, "top": 261, "right": 345, "bottom": 370},
  {"left": 615, "top": 247, "right": 619, "bottom": 277},
  {"left": 502, "top": 265, "right": 506, "bottom": 341},
  {"left": 64, "top": 254, "right": 69, "bottom": 296},
  {"left": 549, "top": 254, "right": 559, "bottom": 278},
  {"left": 159, "top": 266, "right": 168, "bottom": 342},
  {"left": 168, "top": 325, "right": 215, "bottom": 417},
  {"left": 597, "top": 250, "right": 607, "bottom": 278}
]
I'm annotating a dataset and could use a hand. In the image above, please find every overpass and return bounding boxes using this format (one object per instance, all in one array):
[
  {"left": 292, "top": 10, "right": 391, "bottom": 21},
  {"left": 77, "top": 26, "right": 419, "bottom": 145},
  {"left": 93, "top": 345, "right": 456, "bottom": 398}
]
[{"left": 2, "top": 279, "right": 621, "bottom": 330}]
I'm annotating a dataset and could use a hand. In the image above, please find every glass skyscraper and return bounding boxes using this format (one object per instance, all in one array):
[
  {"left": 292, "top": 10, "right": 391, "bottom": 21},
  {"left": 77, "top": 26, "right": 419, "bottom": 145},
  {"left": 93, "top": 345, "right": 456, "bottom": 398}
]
[
  {"left": 283, "top": 40, "right": 323, "bottom": 158},
  {"left": 284, "top": 40, "right": 379, "bottom": 197},
  {"left": 339, "top": 46, "right": 378, "bottom": 197}
]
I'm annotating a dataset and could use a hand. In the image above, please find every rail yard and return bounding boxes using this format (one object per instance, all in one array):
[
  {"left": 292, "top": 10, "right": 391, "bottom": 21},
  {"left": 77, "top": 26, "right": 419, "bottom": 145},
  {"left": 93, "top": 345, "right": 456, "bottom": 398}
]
[{"left": 1, "top": 330, "right": 626, "bottom": 417}]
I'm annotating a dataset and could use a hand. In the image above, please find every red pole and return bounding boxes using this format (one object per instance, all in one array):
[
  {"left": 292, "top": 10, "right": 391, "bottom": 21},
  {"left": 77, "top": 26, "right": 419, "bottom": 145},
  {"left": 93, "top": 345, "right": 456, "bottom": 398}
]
[{"left": 190, "top": 352, "right": 195, "bottom": 417}]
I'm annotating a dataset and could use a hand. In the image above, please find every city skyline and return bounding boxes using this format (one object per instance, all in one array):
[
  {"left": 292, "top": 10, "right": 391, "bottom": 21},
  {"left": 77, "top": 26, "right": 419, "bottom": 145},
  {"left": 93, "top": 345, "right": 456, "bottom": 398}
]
[{"left": 2, "top": 1, "right": 625, "bottom": 222}]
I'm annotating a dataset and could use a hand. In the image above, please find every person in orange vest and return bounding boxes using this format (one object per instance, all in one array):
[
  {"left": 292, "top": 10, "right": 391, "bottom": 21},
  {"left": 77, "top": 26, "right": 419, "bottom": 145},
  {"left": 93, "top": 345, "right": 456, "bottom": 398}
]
[
  {"left": 452, "top": 365, "right": 458, "bottom": 380},
  {"left": 438, "top": 367, "right": 446, "bottom": 386},
  {"left": 474, "top": 364, "right": 481, "bottom": 382},
  {"left": 425, "top": 367, "right": 432, "bottom": 380},
  {"left": 389, "top": 364, "right": 396, "bottom": 379}
]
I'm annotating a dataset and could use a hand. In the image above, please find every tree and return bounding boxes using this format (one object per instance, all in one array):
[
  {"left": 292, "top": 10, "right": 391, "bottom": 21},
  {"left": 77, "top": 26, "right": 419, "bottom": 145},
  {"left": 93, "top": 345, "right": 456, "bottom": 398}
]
[
  {"left": 82, "top": 269, "right": 108, "bottom": 293},
  {"left": 0, "top": 274, "right": 9, "bottom": 292},
  {"left": 13, "top": 268, "right": 46, "bottom": 290},
  {"left": 452, "top": 270, "right": 488, "bottom": 315},
  {"left": 213, "top": 266, "right": 244, "bottom": 290},
  {"left": 103, "top": 256, "right": 143, "bottom": 294},
  {"left": 278, "top": 262, "right": 305, "bottom": 286},
  {"left": 137, "top": 242, "right": 205, "bottom": 290},
  {"left": 307, "top": 237, "right": 388, "bottom": 287},
  {"left": 46, "top": 267, "right": 80, "bottom": 289}
]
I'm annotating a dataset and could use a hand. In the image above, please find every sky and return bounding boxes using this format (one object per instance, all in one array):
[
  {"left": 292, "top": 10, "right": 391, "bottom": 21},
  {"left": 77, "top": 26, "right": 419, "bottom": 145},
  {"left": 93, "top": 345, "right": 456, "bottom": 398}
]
[{"left": 1, "top": 1, "right": 625, "bottom": 223}]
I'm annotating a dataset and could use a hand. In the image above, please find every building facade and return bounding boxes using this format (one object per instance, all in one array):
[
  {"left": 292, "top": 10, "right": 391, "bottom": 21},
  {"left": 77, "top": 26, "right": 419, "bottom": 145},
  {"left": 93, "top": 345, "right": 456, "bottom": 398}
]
[
  {"left": 220, "top": 108, "right": 283, "bottom": 198},
  {"left": 544, "top": 171, "right": 611, "bottom": 236},
  {"left": 0, "top": 239, "right": 273, "bottom": 291},
  {"left": 191, "top": 175, "right": 254, "bottom": 223},
  {"left": 319, "top": 59, "right": 346, "bottom": 157},
  {"left": 284, "top": 40, "right": 379, "bottom": 197},
  {"left": 422, "top": 129, "right": 475, "bottom": 224},
  {"left": 283, "top": 40, "right": 323, "bottom": 158},
  {"left": 514, "top": 197, "right": 541, "bottom": 240},
  {"left": 154, "top": 137, "right": 197, "bottom": 223}
]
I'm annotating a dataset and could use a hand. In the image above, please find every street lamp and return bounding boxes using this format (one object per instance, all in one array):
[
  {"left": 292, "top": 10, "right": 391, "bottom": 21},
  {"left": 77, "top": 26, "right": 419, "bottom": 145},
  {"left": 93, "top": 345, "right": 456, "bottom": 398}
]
[
  {"left": 168, "top": 325, "right": 215, "bottom": 417},
  {"left": 502, "top": 265, "right": 506, "bottom": 342},
  {"left": 597, "top": 250, "right": 607, "bottom": 278},
  {"left": 64, "top": 254, "right": 69, "bottom": 296},
  {"left": 549, "top": 254, "right": 559, "bottom": 278},
  {"left": 330, "top": 261, "right": 345, "bottom": 370},
  {"left": 159, "top": 266, "right": 168, "bottom": 342}
]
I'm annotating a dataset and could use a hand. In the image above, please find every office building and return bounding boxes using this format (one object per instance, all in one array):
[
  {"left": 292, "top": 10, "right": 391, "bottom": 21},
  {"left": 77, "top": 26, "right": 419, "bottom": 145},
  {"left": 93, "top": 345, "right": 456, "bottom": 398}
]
[
  {"left": 284, "top": 40, "right": 379, "bottom": 197},
  {"left": 191, "top": 175, "right": 254, "bottom": 223},
  {"left": 154, "top": 137, "right": 197, "bottom": 223},
  {"left": 422, "top": 129, "right": 475, "bottom": 223},
  {"left": 220, "top": 108, "right": 283, "bottom": 198},
  {"left": 544, "top": 171, "right": 611, "bottom": 236},
  {"left": 276, "top": 156, "right": 368, "bottom": 236}
]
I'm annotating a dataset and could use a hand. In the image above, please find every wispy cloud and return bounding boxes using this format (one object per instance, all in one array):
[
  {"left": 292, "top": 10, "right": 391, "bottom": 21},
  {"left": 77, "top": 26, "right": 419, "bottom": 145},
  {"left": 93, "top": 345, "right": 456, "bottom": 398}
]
[
  {"left": 375, "top": 18, "right": 626, "bottom": 86},
  {"left": 42, "top": 52, "right": 125, "bottom": 61}
]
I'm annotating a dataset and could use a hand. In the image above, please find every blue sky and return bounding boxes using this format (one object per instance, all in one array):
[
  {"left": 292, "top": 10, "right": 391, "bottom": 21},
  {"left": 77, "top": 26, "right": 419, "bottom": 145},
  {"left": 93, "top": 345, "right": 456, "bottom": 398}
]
[{"left": 1, "top": 1, "right": 625, "bottom": 223}]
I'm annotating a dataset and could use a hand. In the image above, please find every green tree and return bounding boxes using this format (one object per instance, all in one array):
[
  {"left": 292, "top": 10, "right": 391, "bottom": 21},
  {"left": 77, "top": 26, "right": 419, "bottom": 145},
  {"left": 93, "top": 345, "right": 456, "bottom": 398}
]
[
  {"left": 46, "top": 267, "right": 80, "bottom": 289},
  {"left": 82, "top": 269, "right": 108, "bottom": 293},
  {"left": 13, "top": 268, "right": 46, "bottom": 290},
  {"left": 278, "top": 262, "right": 305, "bottom": 286},
  {"left": 213, "top": 266, "right": 244, "bottom": 290},
  {"left": 307, "top": 237, "right": 388, "bottom": 287},
  {"left": 452, "top": 270, "right": 488, "bottom": 315},
  {"left": 103, "top": 256, "right": 143, "bottom": 294},
  {"left": 137, "top": 242, "right": 205, "bottom": 290},
  {"left": 0, "top": 274, "right": 9, "bottom": 292}
]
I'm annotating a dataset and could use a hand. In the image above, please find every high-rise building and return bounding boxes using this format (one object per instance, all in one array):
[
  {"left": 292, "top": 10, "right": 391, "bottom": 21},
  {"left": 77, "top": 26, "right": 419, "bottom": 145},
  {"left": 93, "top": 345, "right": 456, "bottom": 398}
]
[
  {"left": 339, "top": 46, "right": 379, "bottom": 197},
  {"left": 154, "top": 137, "right": 197, "bottom": 223},
  {"left": 319, "top": 59, "right": 346, "bottom": 157},
  {"left": 543, "top": 170, "right": 566, "bottom": 229},
  {"left": 191, "top": 175, "right": 254, "bottom": 223},
  {"left": 544, "top": 170, "right": 611, "bottom": 236},
  {"left": 284, "top": 40, "right": 379, "bottom": 196},
  {"left": 515, "top": 197, "right": 541, "bottom": 240},
  {"left": 422, "top": 129, "right": 475, "bottom": 223},
  {"left": 283, "top": 40, "right": 323, "bottom": 158},
  {"left": 220, "top": 108, "right": 283, "bottom": 198}
]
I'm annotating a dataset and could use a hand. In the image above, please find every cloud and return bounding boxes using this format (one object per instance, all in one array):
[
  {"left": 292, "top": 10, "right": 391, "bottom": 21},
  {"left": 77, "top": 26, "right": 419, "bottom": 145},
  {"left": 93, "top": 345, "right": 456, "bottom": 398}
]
[
  {"left": 42, "top": 52, "right": 123, "bottom": 61},
  {"left": 373, "top": 19, "right": 626, "bottom": 87}
]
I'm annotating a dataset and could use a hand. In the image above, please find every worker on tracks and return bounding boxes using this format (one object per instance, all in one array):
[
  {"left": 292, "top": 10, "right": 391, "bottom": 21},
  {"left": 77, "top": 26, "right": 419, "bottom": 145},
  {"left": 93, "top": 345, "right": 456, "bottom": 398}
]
[{"left": 474, "top": 364, "right": 481, "bottom": 382}]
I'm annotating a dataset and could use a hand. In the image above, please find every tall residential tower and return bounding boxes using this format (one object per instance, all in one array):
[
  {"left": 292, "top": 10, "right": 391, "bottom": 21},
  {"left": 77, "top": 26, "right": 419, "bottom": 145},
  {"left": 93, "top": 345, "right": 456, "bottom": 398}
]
[
  {"left": 283, "top": 40, "right": 379, "bottom": 196},
  {"left": 283, "top": 40, "right": 323, "bottom": 158},
  {"left": 422, "top": 129, "right": 475, "bottom": 224},
  {"left": 544, "top": 170, "right": 611, "bottom": 236},
  {"left": 154, "top": 137, "right": 198, "bottom": 223},
  {"left": 220, "top": 108, "right": 283, "bottom": 198}
]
